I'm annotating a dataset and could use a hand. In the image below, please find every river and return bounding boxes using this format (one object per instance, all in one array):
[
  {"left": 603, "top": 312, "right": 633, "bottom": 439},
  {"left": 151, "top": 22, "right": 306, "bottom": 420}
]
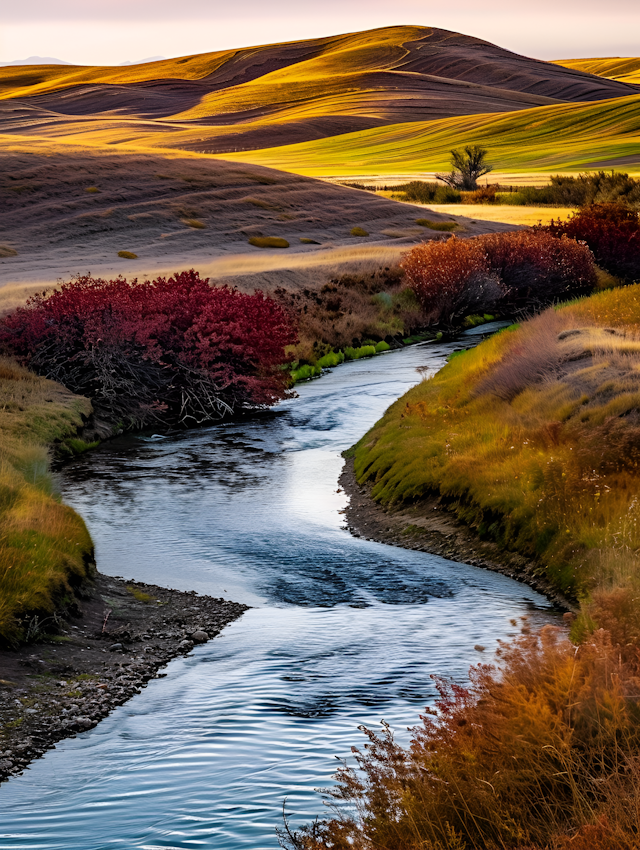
[{"left": 0, "top": 339, "right": 557, "bottom": 849}]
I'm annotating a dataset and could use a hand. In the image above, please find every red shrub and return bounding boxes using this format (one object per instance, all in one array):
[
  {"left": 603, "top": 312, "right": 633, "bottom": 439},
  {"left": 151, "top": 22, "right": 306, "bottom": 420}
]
[
  {"left": 541, "top": 203, "right": 640, "bottom": 282},
  {"left": 401, "top": 230, "right": 596, "bottom": 324},
  {"left": 400, "top": 236, "right": 504, "bottom": 323},
  {"left": 0, "top": 271, "right": 297, "bottom": 428}
]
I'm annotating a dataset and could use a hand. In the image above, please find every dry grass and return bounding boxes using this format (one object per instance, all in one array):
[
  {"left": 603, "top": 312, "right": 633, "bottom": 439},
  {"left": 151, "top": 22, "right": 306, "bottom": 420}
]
[
  {"left": 117, "top": 250, "right": 138, "bottom": 259},
  {"left": 0, "top": 246, "right": 18, "bottom": 258},
  {"left": 181, "top": 218, "right": 206, "bottom": 229},
  {"left": 350, "top": 226, "right": 369, "bottom": 237},
  {"left": 0, "top": 358, "right": 94, "bottom": 645},
  {"left": 291, "top": 626, "right": 640, "bottom": 850},
  {"left": 416, "top": 218, "right": 458, "bottom": 232}
]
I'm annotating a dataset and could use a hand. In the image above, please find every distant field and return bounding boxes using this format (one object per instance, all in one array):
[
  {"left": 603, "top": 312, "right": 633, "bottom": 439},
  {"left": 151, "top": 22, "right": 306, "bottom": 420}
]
[
  {"left": 218, "top": 94, "right": 640, "bottom": 177},
  {"left": 0, "top": 25, "right": 636, "bottom": 168},
  {"left": 553, "top": 57, "right": 640, "bottom": 85},
  {"left": 401, "top": 204, "right": 577, "bottom": 226}
]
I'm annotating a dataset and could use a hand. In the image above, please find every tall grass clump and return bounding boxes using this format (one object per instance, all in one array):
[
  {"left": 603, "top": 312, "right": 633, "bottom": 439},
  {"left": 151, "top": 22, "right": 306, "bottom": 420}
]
[
  {"left": 0, "top": 358, "right": 94, "bottom": 645},
  {"left": 282, "top": 627, "right": 640, "bottom": 850},
  {"left": 401, "top": 230, "right": 596, "bottom": 325}
]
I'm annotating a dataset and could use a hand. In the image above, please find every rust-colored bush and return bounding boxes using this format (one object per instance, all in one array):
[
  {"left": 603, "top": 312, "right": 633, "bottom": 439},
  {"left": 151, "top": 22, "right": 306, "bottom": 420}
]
[{"left": 401, "top": 230, "right": 596, "bottom": 325}]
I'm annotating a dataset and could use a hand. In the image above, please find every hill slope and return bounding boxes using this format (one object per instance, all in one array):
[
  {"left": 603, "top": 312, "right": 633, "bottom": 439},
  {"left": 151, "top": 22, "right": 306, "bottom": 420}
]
[
  {"left": 0, "top": 26, "right": 637, "bottom": 156},
  {"left": 217, "top": 93, "right": 640, "bottom": 176},
  {"left": 553, "top": 57, "right": 640, "bottom": 85},
  {"left": 0, "top": 148, "right": 515, "bottom": 293}
]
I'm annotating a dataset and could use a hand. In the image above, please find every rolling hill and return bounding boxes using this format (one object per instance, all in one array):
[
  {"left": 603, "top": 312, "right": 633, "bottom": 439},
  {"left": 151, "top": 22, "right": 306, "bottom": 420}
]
[
  {"left": 0, "top": 148, "right": 516, "bottom": 296},
  {"left": 216, "top": 92, "right": 640, "bottom": 176},
  {"left": 553, "top": 57, "right": 640, "bottom": 85},
  {"left": 0, "top": 25, "right": 637, "bottom": 158}
]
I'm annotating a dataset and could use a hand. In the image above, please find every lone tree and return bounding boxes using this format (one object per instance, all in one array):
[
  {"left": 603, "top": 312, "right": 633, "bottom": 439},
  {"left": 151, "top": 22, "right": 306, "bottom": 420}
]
[{"left": 436, "top": 145, "right": 492, "bottom": 191}]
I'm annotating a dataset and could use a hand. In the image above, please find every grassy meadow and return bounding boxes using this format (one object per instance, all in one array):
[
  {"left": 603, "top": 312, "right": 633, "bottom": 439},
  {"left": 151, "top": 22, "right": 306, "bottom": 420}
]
[
  {"left": 0, "top": 359, "right": 94, "bottom": 645},
  {"left": 220, "top": 93, "right": 640, "bottom": 177}
]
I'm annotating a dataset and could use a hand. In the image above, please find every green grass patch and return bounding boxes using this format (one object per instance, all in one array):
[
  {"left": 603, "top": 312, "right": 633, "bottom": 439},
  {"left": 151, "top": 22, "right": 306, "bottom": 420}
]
[
  {"left": 344, "top": 344, "right": 376, "bottom": 360},
  {"left": 117, "top": 250, "right": 138, "bottom": 259},
  {"left": 126, "top": 586, "right": 153, "bottom": 604},
  {"left": 300, "top": 237, "right": 320, "bottom": 244},
  {"left": 316, "top": 350, "right": 345, "bottom": 368},
  {"left": 350, "top": 226, "right": 369, "bottom": 237},
  {"left": 85, "top": 187, "right": 99, "bottom": 194}
]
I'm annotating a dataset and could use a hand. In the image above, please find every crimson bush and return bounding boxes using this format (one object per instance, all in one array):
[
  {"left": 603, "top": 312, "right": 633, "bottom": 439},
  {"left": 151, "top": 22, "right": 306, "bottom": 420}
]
[
  {"left": 541, "top": 203, "right": 640, "bottom": 282},
  {"left": 401, "top": 231, "right": 596, "bottom": 324},
  {"left": 0, "top": 271, "right": 297, "bottom": 429}
]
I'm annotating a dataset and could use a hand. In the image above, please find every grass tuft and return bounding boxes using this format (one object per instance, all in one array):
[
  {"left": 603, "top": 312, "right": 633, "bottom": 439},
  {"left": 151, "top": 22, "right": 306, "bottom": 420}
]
[
  {"left": 0, "top": 246, "right": 18, "bottom": 258},
  {"left": 181, "top": 218, "right": 206, "bottom": 229},
  {"left": 350, "top": 226, "right": 369, "bottom": 237},
  {"left": 117, "top": 250, "right": 138, "bottom": 259},
  {"left": 248, "top": 236, "right": 290, "bottom": 249},
  {"left": 416, "top": 218, "right": 458, "bottom": 231}
]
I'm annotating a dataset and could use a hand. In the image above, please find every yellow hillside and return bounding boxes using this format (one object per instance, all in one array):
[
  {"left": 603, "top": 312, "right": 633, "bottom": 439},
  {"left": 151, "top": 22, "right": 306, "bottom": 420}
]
[{"left": 553, "top": 57, "right": 640, "bottom": 85}]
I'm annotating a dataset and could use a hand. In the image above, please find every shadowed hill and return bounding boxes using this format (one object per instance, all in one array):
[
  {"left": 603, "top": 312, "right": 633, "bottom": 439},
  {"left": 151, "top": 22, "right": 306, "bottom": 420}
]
[
  {"left": 0, "top": 148, "right": 516, "bottom": 293},
  {"left": 553, "top": 57, "right": 640, "bottom": 85},
  {"left": 0, "top": 26, "right": 637, "bottom": 157}
]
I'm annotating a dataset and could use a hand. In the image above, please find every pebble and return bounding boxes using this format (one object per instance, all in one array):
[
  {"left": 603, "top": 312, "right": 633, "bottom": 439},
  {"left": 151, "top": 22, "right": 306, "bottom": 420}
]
[{"left": 191, "top": 631, "right": 209, "bottom": 643}]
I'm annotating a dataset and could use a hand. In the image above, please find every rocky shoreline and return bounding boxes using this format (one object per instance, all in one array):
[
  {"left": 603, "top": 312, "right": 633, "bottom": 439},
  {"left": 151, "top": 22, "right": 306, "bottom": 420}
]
[
  {"left": 340, "top": 457, "right": 574, "bottom": 612},
  {"left": 0, "top": 573, "right": 248, "bottom": 784}
]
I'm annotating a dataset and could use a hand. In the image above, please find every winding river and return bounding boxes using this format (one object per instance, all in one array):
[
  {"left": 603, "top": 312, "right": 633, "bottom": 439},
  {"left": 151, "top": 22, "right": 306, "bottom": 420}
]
[{"left": 0, "top": 339, "right": 557, "bottom": 849}]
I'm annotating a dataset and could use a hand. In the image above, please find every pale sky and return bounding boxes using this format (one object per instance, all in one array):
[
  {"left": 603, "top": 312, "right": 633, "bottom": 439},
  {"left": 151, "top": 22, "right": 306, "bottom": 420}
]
[{"left": 1, "top": 0, "right": 639, "bottom": 66}]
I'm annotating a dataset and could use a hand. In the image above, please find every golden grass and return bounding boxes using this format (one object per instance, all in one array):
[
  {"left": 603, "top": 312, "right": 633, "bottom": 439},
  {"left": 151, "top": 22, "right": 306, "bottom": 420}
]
[
  {"left": 350, "top": 226, "right": 369, "bottom": 237},
  {"left": 413, "top": 204, "right": 578, "bottom": 226},
  {"left": 181, "top": 218, "right": 206, "bottom": 229},
  {"left": 553, "top": 57, "right": 640, "bottom": 84},
  {"left": 0, "top": 246, "right": 18, "bottom": 258},
  {"left": 117, "top": 250, "right": 138, "bottom": 259},
  {"left": 352, "top": 287, "right": 640, "bottom": 598},
  {"left": 0, "top": 358, "right": 94, "bottom": 645}
]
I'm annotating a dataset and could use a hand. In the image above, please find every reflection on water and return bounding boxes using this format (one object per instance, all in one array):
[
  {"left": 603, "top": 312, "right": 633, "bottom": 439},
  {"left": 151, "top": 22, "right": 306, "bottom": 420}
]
[{"left": 0, "top": 344, "right": 557, "bottom": 849}]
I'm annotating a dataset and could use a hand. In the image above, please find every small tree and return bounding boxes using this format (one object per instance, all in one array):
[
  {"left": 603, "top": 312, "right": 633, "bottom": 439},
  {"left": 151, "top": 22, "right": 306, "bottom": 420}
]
[{"left": 437, "top": 145, "right": 492, "bottom": 191}]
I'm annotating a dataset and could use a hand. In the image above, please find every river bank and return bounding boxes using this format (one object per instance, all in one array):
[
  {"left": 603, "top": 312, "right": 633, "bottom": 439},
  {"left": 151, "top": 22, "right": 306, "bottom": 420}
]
[
  {"left": 0, "top": 573, "right": 248, "bottom": 784},
  {"left": 339, "top": 458, "right": 573, "bottom": 612}
]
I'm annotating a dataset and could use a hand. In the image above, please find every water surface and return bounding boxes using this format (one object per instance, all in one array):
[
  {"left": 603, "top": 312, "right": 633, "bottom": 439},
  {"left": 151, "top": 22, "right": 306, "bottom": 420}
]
[{"left": 0, "top": 343, "right": 556, "bottom": 849}]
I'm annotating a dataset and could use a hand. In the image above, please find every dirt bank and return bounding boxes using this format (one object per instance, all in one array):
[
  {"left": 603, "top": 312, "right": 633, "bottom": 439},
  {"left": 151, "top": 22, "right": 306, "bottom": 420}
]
[
  {"left": 0, "top": 573, "right": 248, "bottom": 784},
  {"left": 340, "top": 457, "right": 573, "bottom": 611}
]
